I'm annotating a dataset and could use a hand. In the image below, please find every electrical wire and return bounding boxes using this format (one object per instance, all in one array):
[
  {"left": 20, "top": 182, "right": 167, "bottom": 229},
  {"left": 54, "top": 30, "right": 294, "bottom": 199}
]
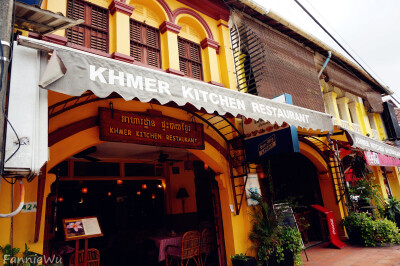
[
  {"left": 0, "top": 0, "right": 22, "bottom": 181},
  {"left": 304, "top": 0, "right": 386, "bottom": 85},
  {"left": 0, "top": 178, "right": 25, "bottom": 218},
  {"left": 301, "top": 0, "right": 400, "bottom": 107},
  {"left": 293, "top": 0, "right": 391, "bottom": 96}
]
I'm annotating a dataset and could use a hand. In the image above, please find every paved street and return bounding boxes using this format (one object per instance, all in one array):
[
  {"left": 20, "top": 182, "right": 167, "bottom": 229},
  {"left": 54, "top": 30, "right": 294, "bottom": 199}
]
[{"left": 302, "top": 242, "right": 400, "bottom": 265}]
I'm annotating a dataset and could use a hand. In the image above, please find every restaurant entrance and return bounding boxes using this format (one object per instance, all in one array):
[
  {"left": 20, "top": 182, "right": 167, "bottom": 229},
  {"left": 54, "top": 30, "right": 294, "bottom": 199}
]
[
  {"left": 44, "top": 143, "right": 224, "bottom": 265},
  {"left": 262, "top": 153, "right": 326, "bottom": 246}
]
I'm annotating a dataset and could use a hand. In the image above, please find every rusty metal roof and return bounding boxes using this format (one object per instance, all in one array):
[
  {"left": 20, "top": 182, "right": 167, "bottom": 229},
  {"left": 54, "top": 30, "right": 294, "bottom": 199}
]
[{"left": 14, "top": 1, "right": 84, "bottom": 35}]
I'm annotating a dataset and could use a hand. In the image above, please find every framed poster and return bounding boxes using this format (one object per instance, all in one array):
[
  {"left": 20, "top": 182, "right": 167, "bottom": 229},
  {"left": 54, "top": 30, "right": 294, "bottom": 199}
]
[{"left": 63, "top": 216, "right": 103, "bottom": 241}]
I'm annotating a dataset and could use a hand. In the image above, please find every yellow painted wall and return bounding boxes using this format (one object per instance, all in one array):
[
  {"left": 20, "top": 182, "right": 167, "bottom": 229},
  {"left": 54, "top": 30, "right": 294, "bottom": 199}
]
[{"left": 168, "top": 161, "right": 197, "bottom": 214}]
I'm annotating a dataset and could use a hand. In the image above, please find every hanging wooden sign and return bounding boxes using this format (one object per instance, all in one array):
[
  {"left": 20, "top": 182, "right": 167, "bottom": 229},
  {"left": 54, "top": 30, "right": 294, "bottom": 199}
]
[{"left": 99, "top": 107, "right": 205, "bottom": 150}]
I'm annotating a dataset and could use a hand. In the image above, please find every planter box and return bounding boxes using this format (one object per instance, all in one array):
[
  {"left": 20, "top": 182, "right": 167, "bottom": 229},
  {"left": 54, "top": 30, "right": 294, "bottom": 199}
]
[
  {"left": 232, "top": 256, "right": 257, "bottom": 266},
  {"left": 17, "top": 0, "right": 43, "bottom": 6}
]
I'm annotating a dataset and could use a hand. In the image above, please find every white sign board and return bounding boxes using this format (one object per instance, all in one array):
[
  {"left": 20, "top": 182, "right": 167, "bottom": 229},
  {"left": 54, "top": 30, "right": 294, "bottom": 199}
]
[
  {"left": 245, "top": 173, "right": 262, "bottom": 206},
  {"left": 21, "top": 202, "right": 37, "bottom": 213}
]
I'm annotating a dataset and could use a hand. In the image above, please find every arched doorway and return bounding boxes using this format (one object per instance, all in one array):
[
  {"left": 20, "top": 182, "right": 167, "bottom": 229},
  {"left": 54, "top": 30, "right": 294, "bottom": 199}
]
[
  {"left": 260, "top": 152, "right": 325, "bottom": 245},
  {"left": 44, "top": 97, "right": 233, "bottom": 265}
]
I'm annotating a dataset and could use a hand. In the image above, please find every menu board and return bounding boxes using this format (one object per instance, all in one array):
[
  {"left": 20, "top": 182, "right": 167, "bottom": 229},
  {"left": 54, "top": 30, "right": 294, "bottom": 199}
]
[{"left": 63, "top": 216, "right": 103, "bottom": 241}]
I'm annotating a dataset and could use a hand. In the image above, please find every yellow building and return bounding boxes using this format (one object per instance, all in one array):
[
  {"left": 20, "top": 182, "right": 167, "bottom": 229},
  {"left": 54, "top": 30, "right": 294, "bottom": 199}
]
[{"left": 1, "top": 0, "right": 400, "bottom": 265}]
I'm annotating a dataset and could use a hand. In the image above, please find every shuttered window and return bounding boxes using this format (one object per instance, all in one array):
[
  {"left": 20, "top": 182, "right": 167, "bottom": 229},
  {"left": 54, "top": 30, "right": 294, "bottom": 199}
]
[
  {"left": 66, "top": 0, "right": 108, "bottom": 53},
  {"left": 178, "top": 37, "right": 203, "bottom": 80},
  {"left": 130, "top": 20, "right": 161, "bottom": 68}
]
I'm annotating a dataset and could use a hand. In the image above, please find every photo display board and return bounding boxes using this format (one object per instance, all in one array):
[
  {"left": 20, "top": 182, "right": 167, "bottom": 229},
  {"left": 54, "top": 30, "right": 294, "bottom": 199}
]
[{"left": 63, "top": 216, "right": 103, "bottom": 241}]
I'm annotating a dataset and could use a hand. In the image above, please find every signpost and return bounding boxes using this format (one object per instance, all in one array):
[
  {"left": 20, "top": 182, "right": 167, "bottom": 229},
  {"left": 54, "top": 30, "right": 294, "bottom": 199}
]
[
  {"left": 63, "top": 216, "right": 103, "bottom": 266},
  {"left": 274, "top": 203, "right": 308, "bottom": 261},
  {"left": 99, "top": 108, "right": 204, "bottom": 150}
]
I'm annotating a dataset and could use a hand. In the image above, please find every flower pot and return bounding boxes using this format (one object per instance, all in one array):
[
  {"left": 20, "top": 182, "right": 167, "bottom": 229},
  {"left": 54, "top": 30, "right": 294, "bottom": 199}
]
[
  {"left": 266, "top": 250, "right": 294, "bottom": 266},
  {"left": 231, "top": 256, "right": 257, "bottom": 266},
  {"left": 17, "top": 0, "right": 43, "bottom": 6}
]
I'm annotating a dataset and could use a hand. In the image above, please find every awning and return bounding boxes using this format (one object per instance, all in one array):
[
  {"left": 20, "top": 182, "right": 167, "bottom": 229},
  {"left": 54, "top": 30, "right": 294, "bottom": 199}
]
[
  {"left": 342, "top": 129, "right": 400, "bottom": 158},
  {"left": 18, "top": 36, "right": 334, "bottom": 133}
]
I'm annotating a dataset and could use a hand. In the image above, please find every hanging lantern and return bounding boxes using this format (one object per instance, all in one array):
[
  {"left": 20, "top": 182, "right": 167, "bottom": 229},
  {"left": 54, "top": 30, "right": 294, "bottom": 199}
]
[
  {"left": 142, "top": 184, "right": 147, "bottom": 189},
  {"left": 117, "top": 180, "right": 123, "bottom": 185},
  {"left": 137, "top": 191, "right": 141, "bottom": 196},
  {"left": 81, "top": 187, "right": 88, "bottom": 194}
]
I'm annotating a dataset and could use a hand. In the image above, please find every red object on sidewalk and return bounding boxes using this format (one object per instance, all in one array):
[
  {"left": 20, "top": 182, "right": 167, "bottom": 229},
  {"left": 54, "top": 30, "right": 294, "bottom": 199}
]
[{"left": 311, "top": 204, "right": 347, "bottom": 249}]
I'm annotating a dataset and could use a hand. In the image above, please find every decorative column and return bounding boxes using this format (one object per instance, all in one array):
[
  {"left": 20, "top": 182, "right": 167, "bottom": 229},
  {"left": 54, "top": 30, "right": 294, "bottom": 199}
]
[
  {"left": 109, "top": 0, "right": 135, "bottom": 62},
  {"left": 336, "top": 97, "right": 352, "bottom": 127},
  {"left": 373, "top": 113, "right": 387, "bottom": 140},
  {"left": 387, "top": 168, "right": 400, "bottom": 199},
  {"left": 360, "top": 105, "right": 373, "bottom": 137},
  {"left": 372, "top": 167, "right": 389, "bottom": 200},
  {"left": 323, "top": 92, "right": 340, "bottom": 124},
  {"left": 348, "top": 101, "right": 364, "bottom": 134},
  {"left": 160, "top": 21, "right": 183, "bottom": 76},
  {"left": 201, "top": 38, "right": 222, "bottom": 86},
  {"left": 216, "top": 20, "right": 236, "bottom": 89}
]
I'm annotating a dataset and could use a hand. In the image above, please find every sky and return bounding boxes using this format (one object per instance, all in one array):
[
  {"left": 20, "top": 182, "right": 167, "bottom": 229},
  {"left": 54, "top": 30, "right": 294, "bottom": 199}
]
[{"left": 253, "top": 0, "right": 400, "bottom": 104}]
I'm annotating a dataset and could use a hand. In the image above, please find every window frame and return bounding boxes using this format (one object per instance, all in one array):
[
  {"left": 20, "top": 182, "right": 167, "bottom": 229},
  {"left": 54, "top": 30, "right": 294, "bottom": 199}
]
[
  {"left": 66, "top": 0, "right": 109, "bottom": 53},
  {"left": 130, "top": 19, "right": 162, "bottom": 68},
  {"left": 178, "top": 37, "right": 203, "bottom": 80}
]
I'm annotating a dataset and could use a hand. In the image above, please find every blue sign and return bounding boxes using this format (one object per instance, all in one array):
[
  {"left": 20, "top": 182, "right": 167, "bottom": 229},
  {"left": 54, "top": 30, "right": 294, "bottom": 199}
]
[{"left": 244, "top": 125, "right": 300, "bottom": 162}]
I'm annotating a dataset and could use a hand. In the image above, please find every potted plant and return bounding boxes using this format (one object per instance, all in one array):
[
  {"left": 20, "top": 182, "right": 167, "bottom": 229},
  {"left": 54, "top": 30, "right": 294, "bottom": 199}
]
[
  {"left": 231, "top": 253, "right": 257, "bottom": 266},
  {"left": 21, "top": 243, "right": 43, "bottom": 266},
  {"left": 248, "top": 192, "right": 304, "bottom": 265},
  {"left": 0, "top": 244, "right": 20, "bottom": 266}
]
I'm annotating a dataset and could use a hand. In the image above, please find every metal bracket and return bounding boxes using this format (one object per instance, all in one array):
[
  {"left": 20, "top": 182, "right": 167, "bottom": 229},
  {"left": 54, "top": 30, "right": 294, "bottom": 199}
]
[{"left": 109, "top": 101, "right": 114, "bottom": 118}]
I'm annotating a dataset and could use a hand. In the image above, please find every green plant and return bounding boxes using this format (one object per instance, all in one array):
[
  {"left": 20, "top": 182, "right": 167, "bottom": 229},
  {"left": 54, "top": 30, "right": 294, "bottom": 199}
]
[
  {"left": 0, "top": 244, "right": 20, "bottom": 266},
  {"left": 248, "top": 192, "right": 304, "bottom": 265},
  {"left": 279, "top": 226, "right": 303, "bottom": 265},
  {"left": 248, "top": 192, "right": 279, "bottom": 265},
  {"left": 381, "top": 197, "right": 400, "bottom": 227},
  {"left": 231, "top": 253, "right": 250, "bottom": 260},
  {"left": 21, "top": 243, "right": 42, "bottom": 266},
  {"left": 343, "top": 212, "right": 400, "bottom": 246},
  {"left": 344, "top": 152, "right": 385, "bottom": 214}
]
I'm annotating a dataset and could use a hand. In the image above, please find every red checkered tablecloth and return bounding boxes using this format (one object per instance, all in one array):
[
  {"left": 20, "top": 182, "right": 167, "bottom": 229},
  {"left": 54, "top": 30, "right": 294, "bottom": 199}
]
[{"left": 148, "top": 235, "right": 183, "bottom": 262}]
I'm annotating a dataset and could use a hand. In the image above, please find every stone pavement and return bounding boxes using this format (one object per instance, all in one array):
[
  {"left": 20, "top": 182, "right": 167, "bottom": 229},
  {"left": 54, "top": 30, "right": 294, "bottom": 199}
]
[{"left": 301, "top": 242, "right": 400, "bottom": 266}]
